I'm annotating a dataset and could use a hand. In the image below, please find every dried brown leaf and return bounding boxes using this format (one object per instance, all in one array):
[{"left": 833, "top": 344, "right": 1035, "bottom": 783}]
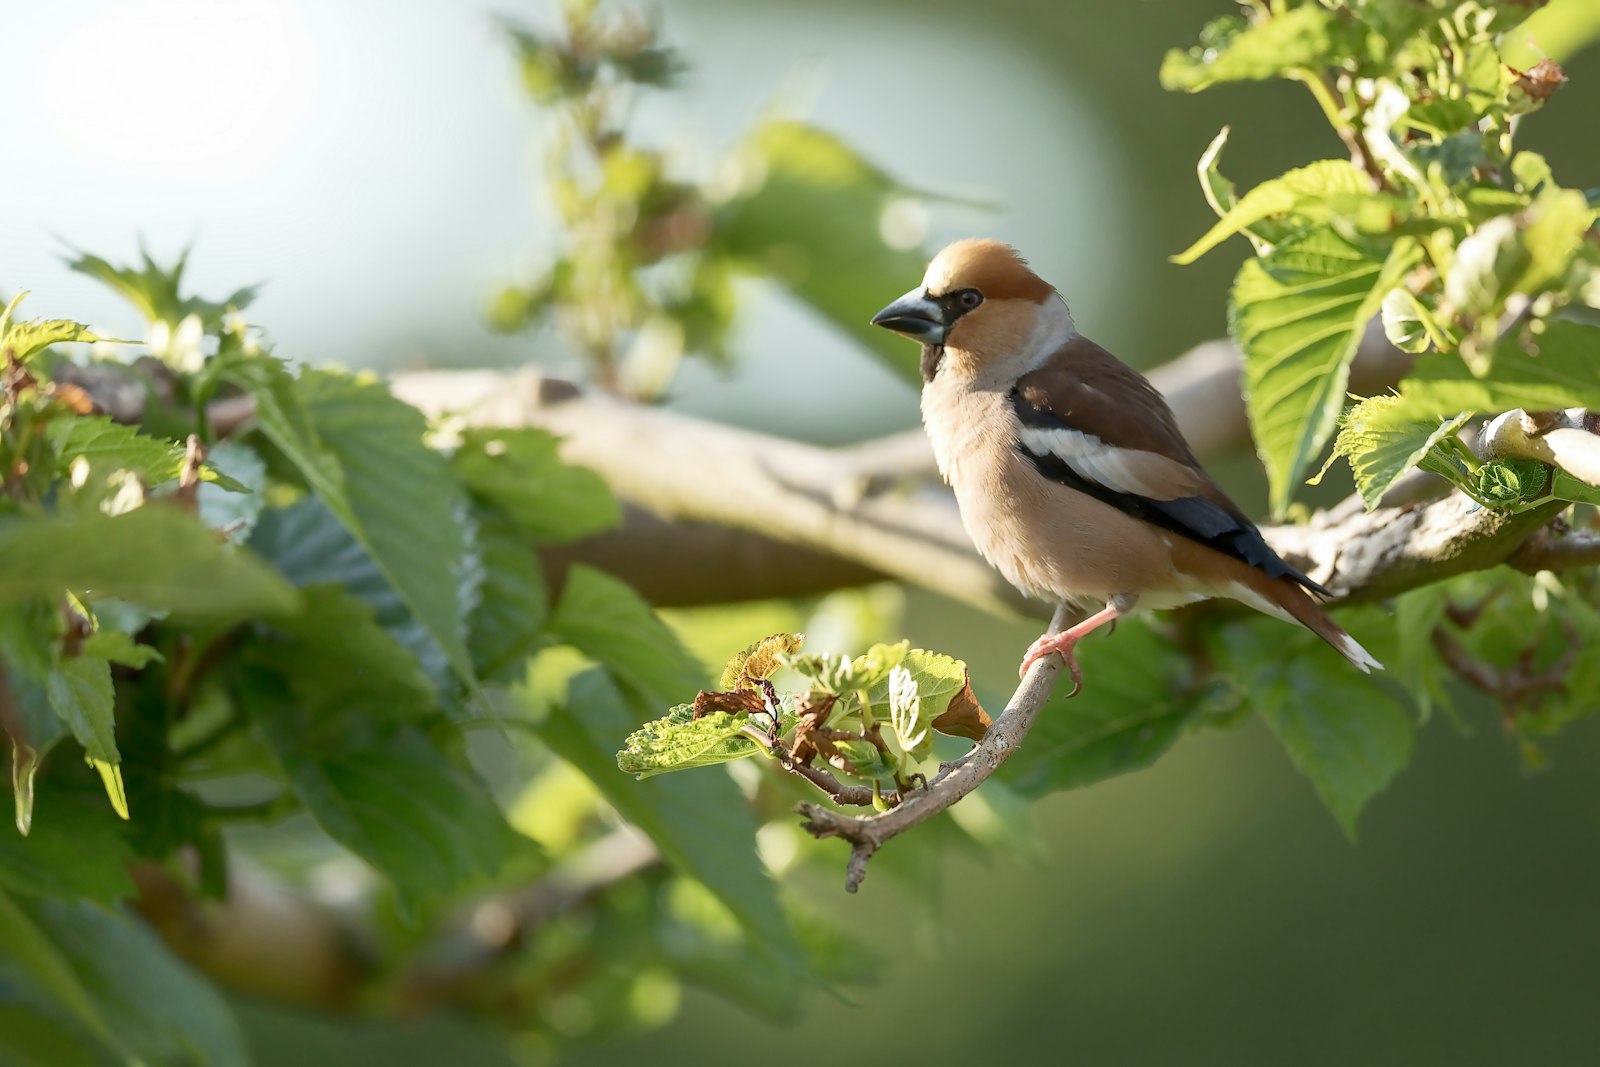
[{"left": 931, "top": 672, "right": 991, "bottom": 741}]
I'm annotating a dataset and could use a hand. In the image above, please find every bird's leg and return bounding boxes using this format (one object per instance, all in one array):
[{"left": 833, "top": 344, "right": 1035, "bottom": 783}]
[{"left": 1018, "top": 602, "right": 1125, "bottom": 694}]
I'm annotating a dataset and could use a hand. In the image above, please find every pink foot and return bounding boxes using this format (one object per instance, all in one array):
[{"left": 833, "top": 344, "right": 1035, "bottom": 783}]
[{"left": 1018, "top": 632, "right": 1084, "bottom": 696}]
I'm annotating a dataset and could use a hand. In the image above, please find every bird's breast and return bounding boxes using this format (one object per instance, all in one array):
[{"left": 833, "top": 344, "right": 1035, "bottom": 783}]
[{"left": 920, "top": 376, "right": 1184, "bottom": 605}]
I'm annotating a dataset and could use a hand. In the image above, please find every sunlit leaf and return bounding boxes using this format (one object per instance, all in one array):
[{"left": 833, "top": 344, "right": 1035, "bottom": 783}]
[
  {"left": 1173, "top": 160, "right": 1370, "bottom": 264},
  {"left": 1231, "top": 229, "right": 1417, "bottom": 515},
  {"left": 617, "top": 705, "right": 764, "bottom": 778},
  {"left": 1316, "top": 396, "right": 1473, "bottom": 510},
  {"left": 1161, "top": 6, "right": 1356, "bottom": 92}
]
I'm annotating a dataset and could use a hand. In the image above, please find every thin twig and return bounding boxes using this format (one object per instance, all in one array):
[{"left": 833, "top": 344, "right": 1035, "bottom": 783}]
[{"left": 794, "top": 603, "right": 1073, "bottom": 893}]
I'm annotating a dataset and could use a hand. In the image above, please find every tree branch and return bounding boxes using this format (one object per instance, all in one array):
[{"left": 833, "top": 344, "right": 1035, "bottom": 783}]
[{"left": 795, "top": 603, "right": 1073, "bottom": 892}]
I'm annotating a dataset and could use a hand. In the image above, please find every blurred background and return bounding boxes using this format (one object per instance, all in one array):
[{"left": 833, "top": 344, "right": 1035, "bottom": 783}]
[{"left": 9, "top": 0, "right": 1600, "bottom": 1063}]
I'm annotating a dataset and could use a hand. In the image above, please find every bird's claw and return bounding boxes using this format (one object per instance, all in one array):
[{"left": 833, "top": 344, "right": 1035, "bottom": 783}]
[{"left": 1018, "top": 634, "right": 1084, "bottom": 696}]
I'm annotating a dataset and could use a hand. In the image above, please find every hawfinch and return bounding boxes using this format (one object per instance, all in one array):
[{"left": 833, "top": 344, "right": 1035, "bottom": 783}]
[{"left": 871, "top": 238, "right": 1381, "bottom": 690}]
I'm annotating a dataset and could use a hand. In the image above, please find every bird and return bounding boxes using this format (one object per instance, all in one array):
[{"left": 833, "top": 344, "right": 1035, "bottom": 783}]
[{"left": 870, "top": 238, "right": 1381, "bottom": 692}]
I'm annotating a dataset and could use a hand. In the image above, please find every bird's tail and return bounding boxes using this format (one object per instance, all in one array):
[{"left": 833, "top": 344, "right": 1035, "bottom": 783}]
[{"left": 1266, "top": 579, "right": 1383, "bottom": 673}]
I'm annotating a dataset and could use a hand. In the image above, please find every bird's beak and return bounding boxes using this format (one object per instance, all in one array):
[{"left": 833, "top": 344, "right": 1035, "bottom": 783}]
[{"left": 871, "top": 287, "right": 946, "bottom": 344}]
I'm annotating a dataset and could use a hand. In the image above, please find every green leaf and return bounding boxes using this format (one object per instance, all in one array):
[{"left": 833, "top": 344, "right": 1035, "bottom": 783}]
[
  {"left": 247, "top": 584, "right": 439, "bottom": 738},
  {"left": 1549, "top": 469, "right": 1600, "bottom": 506},
  {"left": 0, "top": 890, "right": 121, "bottom": 1058},
  {"left": 0, "top": 506, "right": 298, "bottom": 619},
  {"left": 617, "top": 705, "right": 764, "bottom": 778},
  {"left": 0, "top": 791, "right": 134, "bottom": 904},
  {"left": 467, "top": 508, "right": 550, "bottom": 683},
  {"left": 714, "top": 120, "right": 932, "bottom": 385},
  {"left": 1381, "top": 287, "right": 1442, "bottom": 354},
  {"left": 44, "top": 658, "right": 116, "bottom": 766},
  {"left": 197, "top": 440, "right": 267, "bottom": 541},
  {"left": 546, "top": 564, "right": 706, "bottom": 706},
  {"left": 1231, "top": 229, "right": 1417, "bottom": 515},
  {"left": 453, "top": 428, "right": 620, "bottom": 544},
  {"left": 295, "top": 369, "right": 476, "bottom": 685},
  {"left": 1173, "top": 159, "right": 1370, "bottom": 265},
  {"left": 3, "top": 319, "right": 111, "bottom": 364},
  {"left": 526, "top": 665, "right": 812, "bottom": 985},
  {"left": 1318, "top": 396, "right": 1473, "bottom": 510},
  {"left": 67, "top": 245, "right": 256, "bottom": 330},
  {"left": 1161, "top": 6, "right": 1352, "bottom": 92},
  {"left": 1000, "top": 618, "right": 1197, "bottom": 796},
  {"left": 1394, "top": 320, "right": 1600, "bottom": 415},
  {"left": 259, "top": 718, "right": 520, "bottom": 904},
  {"left": 79, "top": 630, "right": 162, "bottom": 669},
  {"left": 12, "top": 896, "right": 250, "bottom": 1067},
  {"left": 47, "top": 417, "right": 183, "bottom": 485},
  {"left": 1227, "top": 622, "right": 1413, "bottom": 839},
  {"left": 250, "top": 498, "right": 453, "bottom": 687},
  {"left": 784, "top": 639, "right": 910, "bottom": 696},
  {"left": 1475, "top": 458, "right": 1548, "bottom": 506}
]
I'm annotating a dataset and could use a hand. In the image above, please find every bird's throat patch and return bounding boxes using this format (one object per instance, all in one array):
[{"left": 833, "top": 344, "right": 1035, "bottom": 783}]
[{"left": 920, "top": 344, "right": 945, "bottom": 383}]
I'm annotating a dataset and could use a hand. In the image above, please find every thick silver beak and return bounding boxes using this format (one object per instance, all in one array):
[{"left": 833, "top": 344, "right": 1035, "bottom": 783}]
[{"left": 870, "top": 287, "right": 945, "bottom": 344}]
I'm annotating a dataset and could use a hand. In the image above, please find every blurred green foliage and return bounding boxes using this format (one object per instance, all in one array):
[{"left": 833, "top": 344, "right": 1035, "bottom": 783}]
[{"left": 5, "top": 1, "right": 1600, "bottom": 1064}]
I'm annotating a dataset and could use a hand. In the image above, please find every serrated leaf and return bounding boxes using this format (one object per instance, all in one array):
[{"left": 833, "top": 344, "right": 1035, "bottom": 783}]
[
  {"left": 1318, "top": 396, "right": 1473, "bottom": 510},
  {"left": 1174, "top": 160, "right": 1371, "bottom": 264},
  {"left": 2, "top": 319, "right": 110, "bottom": 364},
  {"left": 249, "top": 498, "right": 453, "bottom": 688},
  {"left": 784, "top": 640, "right": 910, "bottom": 696},
  {"left": 243, "top": 609, "right": 519, "bottom": 904},
  {"left": 617, "top": 705, "right": 764, "bottom": 778},
  {"left": 546, "top": 564, "right": 706, "bottom": 706},
  {"left": 67, "top": 246, "right": 256, "bottom": 331},
  {"left": 719, "top": 631, "right": 804, "bottom": 690},
  {"left": 1161, "top": 6, "right": 1349, "bottom": 93},
  {"left": 78, "top": 630, "right": 161, "bottom": 668},
  {"left": 295, "top": 370, "right": 476, "bottom": 685},
  {"left": 47, "top": 417, "right": 183, "bottom": 484},
  {"left": 1232, "top": 230, "right": 1418, "bottom": 515},
  {"left": 1227, "top": 622, "right": 1412, "bottom": 839},
  {"left": 43, "top": 658, "right": 126, "bottom": 820},
  {"left": 1475, "top": 458, "right": 1548, "bottom": 506},
  {"left": 452, "top": 427, "right": 620, "bottom": 544},
  {"left": 526, "top": 665, "right": 813, "bottom": 987},
  {"left": 1000, "top": 619, "right": 1195, "bottom": 796},
  {"left": 466, "top": 508, "right": 549, "bottom": 683}
]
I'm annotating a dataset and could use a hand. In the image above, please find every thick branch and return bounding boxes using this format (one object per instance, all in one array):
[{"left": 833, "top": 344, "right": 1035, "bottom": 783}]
[{"left": 795, "top": 604, "right": 1072, "bottom": 893}]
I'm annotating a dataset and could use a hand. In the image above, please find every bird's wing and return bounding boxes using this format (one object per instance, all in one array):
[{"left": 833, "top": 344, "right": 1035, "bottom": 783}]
[{"left": 1010, "top": 336, "right": 1326, "bottom": 593}]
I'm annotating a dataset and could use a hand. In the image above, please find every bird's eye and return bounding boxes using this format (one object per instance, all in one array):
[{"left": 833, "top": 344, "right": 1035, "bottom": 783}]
[{"left": 957, "top": 289, "right": 983, "bottom": 309}]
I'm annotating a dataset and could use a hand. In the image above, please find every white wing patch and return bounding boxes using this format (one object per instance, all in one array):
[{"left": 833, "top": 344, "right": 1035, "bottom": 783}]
[{"left": 1015, "top": 424, "right": 1200, "bottom": 501}]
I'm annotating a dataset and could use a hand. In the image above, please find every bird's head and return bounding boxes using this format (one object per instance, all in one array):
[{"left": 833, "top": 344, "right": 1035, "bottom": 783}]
[{"left": 871, "top": 238, "right": 1063, "bottom": 381}]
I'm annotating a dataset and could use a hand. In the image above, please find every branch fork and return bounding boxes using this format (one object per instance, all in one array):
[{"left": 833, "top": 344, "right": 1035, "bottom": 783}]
[{"left": 794, "top": 604, "right": 1073, "bottom": 892}]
